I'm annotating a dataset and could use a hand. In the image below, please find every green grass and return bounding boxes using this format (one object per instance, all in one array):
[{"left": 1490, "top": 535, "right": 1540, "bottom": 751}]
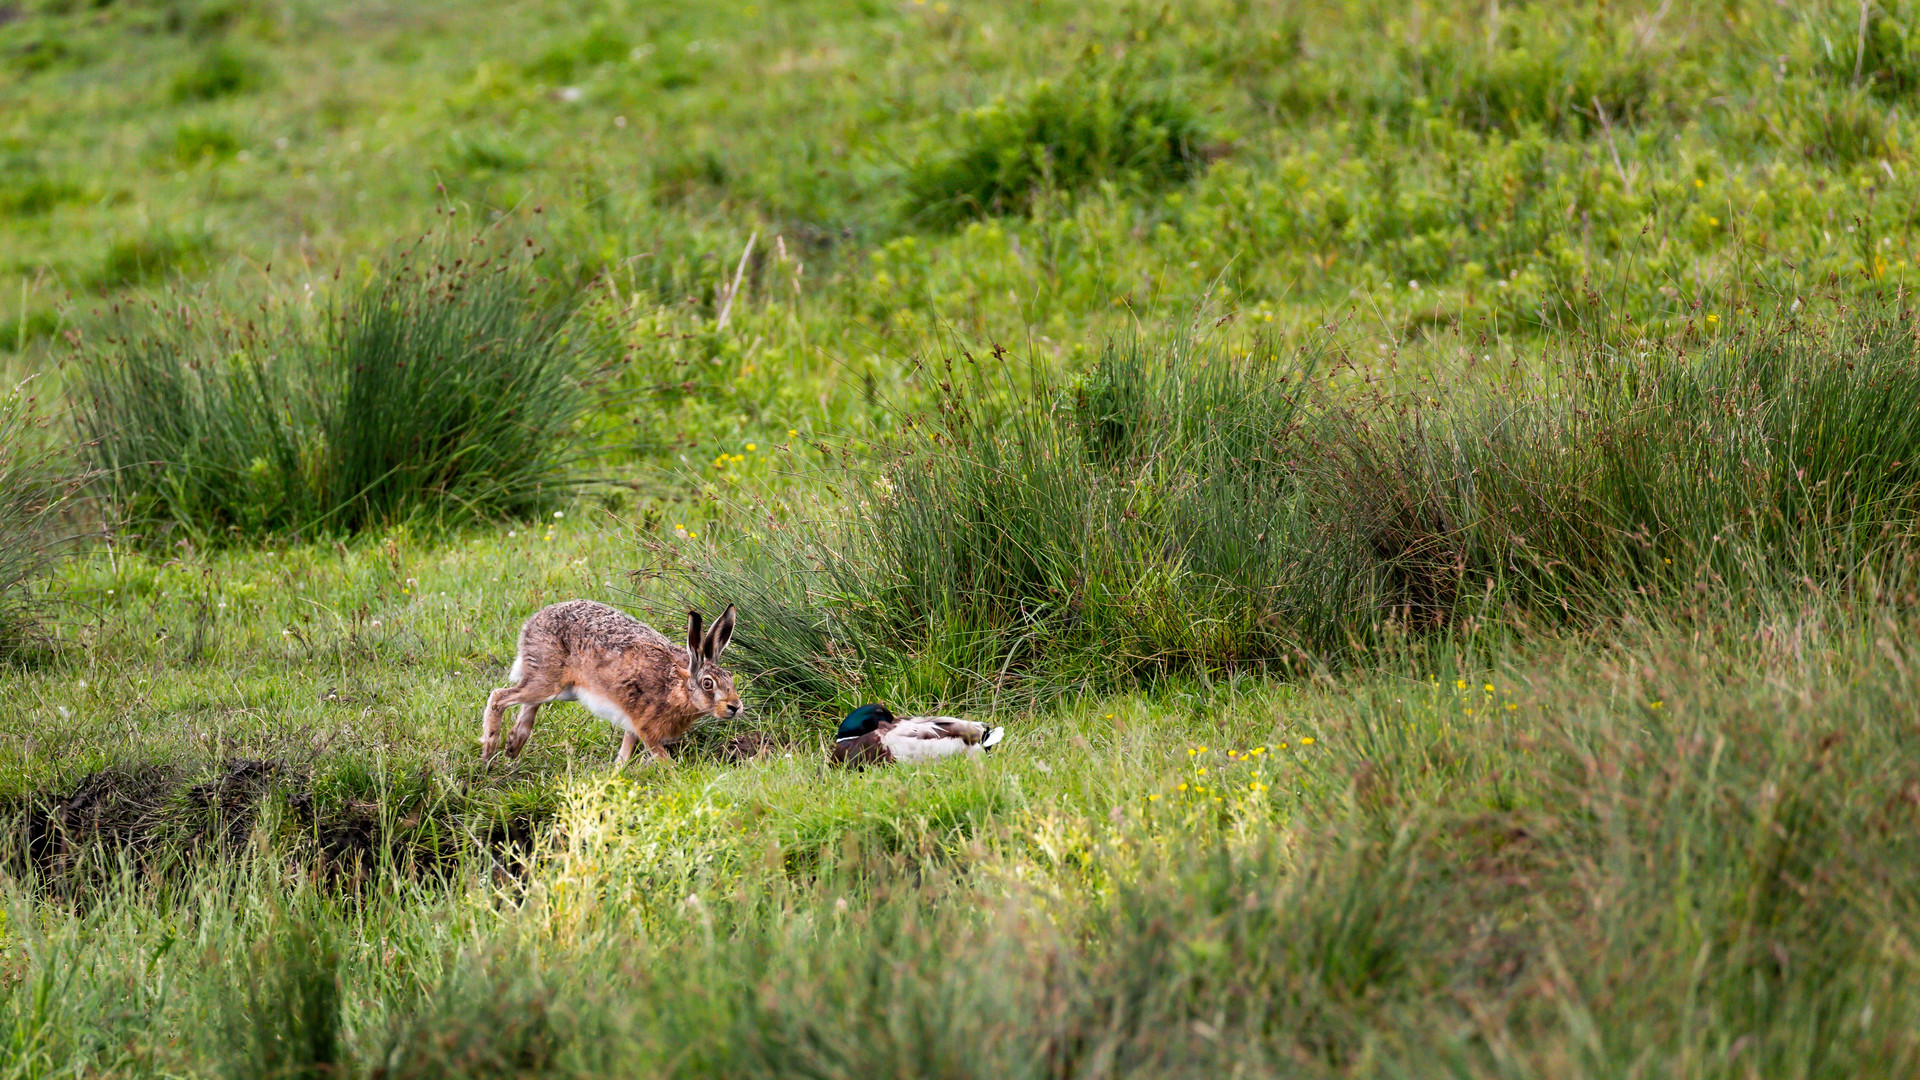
[
  {"left": 5, "top": 0, "right": 1920, "bottom": 367},
  {"left": 4, "top": 0, "right": 1920, "bottom": 1075},
  {"left": 5, "top": 600, "right": 1919, "bottom": 1076}
]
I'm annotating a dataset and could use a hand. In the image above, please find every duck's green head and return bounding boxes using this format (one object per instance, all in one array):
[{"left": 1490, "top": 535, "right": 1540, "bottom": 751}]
[{"left": 836, "top": 704, "right": 894, "bottom": 740}]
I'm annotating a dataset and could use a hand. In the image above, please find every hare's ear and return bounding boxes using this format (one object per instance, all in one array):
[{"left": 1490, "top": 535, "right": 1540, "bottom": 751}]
[
  {"left": 686, "top": 610, "right": 705, "bottom": 671},
  {"left": 706, "top": 604, "right": 737, "bottom": 662}
]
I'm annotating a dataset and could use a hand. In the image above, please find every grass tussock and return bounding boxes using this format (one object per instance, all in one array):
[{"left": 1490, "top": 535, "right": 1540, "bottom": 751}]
[
  {"left": 692, "top": 301, "right": 1920, "bottom": 710},
  {"left": 92, "top": 230, "right": 211, "bottom": 289},
  {"left": 0, "top": 163, "right": 80, "bottom": 218},
  {"left": 903, "top": 71, "right": 1212, "bottom": 229},
  {"left": 218, "top": 911, "right": 344, "bottom": 1080},
  {"left": 1344, "top": 16, "right": 1668, "bottom": 137},
  {"left": 75, "top": 236, "right": 607, "bottom": 543},
  {"left": 1820, "top": 3, "right": 1920, "bottom": 98},
  {"left": 0, "top": 380, "right": 81, "bottom": 662},
  {"left": 367, "top": 960, "right": 562, "bottom": 1080},
  {"left": 169, "top": 43, "right": 265, "bottom": 102}
]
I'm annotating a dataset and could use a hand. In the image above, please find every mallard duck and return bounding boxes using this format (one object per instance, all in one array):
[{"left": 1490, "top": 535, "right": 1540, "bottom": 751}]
[{"left": 830, "top": 704, "right": 1004, "bottom": 766}]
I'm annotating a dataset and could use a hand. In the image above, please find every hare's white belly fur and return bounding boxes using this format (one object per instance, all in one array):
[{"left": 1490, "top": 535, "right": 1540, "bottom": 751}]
[
  {"left": 506, "top": 658, "right": 630, "bottom": 728},
  {"left": 571, "top": 687, "right": 631, "bottom": 728}
]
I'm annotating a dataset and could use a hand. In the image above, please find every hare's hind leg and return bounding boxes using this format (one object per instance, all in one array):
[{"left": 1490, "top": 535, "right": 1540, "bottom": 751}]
[
  {"left": 482, "top": 673, "right": 562, "bottom": 762},
  {"left": 504, "top": 702, "right": 544, "bottom": 758},
  {"left": 614, "top": 730, "right": 638, "bottom": 768},
  {"left": 481, "top": 686, "right": 516, "bottom": 761}
]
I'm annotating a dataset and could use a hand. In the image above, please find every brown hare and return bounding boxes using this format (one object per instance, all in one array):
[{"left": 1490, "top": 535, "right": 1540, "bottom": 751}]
[{"left": 481, "top": 600, "right": 740, "bottom": 767}]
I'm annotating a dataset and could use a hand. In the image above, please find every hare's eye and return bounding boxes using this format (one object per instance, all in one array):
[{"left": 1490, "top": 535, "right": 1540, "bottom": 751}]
[{"left": 702, "top": 677, "right": 714, "bottom": 690}]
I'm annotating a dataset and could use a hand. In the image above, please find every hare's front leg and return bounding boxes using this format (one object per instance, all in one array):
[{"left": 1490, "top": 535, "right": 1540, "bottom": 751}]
[
  {"left": 643, "top": 737, "right": 675, "bottom": 765},
  {"left": 614, "top": 730, "right": 638, "bottom": 768}
]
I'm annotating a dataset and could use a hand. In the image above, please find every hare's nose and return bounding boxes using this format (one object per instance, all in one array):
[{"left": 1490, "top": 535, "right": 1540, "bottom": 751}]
[{"left": 727, "top": 703, "right": 742, "bottom": 718}]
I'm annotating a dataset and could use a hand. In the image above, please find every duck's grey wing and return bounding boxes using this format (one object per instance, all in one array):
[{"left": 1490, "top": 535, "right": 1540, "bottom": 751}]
[
  {"left": 883, "top": 717, "right": 990, "bottom": 761},
  {"left": 902, "top": 716, "right": 992, "bottom": 743}
]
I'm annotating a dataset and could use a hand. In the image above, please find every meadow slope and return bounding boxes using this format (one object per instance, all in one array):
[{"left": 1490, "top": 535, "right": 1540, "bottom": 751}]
[{"left": 3, "top": 0, "right": 1920, "bottom": 1076}]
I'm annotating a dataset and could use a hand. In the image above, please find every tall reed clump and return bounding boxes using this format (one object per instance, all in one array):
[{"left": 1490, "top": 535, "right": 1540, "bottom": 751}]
[
  {"left": 0, "top": 380, "right": 82, "bottom": 661},
  {"left": 684, "top": 337, "right": 1379, "bottom": 709},
  {"left": 689, "top": 301, "right": 1920, "bottom": 710},
  {"left": 902, "top": 71, "right": 1211, "bottom": 229},
  {"left": 1343, "top": 308, "right": 1920, "bottom": 626},
  {"left": 75, "top": 239, "right": 602, "bottom": 543}
]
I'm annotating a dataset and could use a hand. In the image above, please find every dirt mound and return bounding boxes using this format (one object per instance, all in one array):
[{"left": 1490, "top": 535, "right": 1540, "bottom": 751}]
[{"left": 6, "top": 756, "right": 553, "bottom": 894}]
